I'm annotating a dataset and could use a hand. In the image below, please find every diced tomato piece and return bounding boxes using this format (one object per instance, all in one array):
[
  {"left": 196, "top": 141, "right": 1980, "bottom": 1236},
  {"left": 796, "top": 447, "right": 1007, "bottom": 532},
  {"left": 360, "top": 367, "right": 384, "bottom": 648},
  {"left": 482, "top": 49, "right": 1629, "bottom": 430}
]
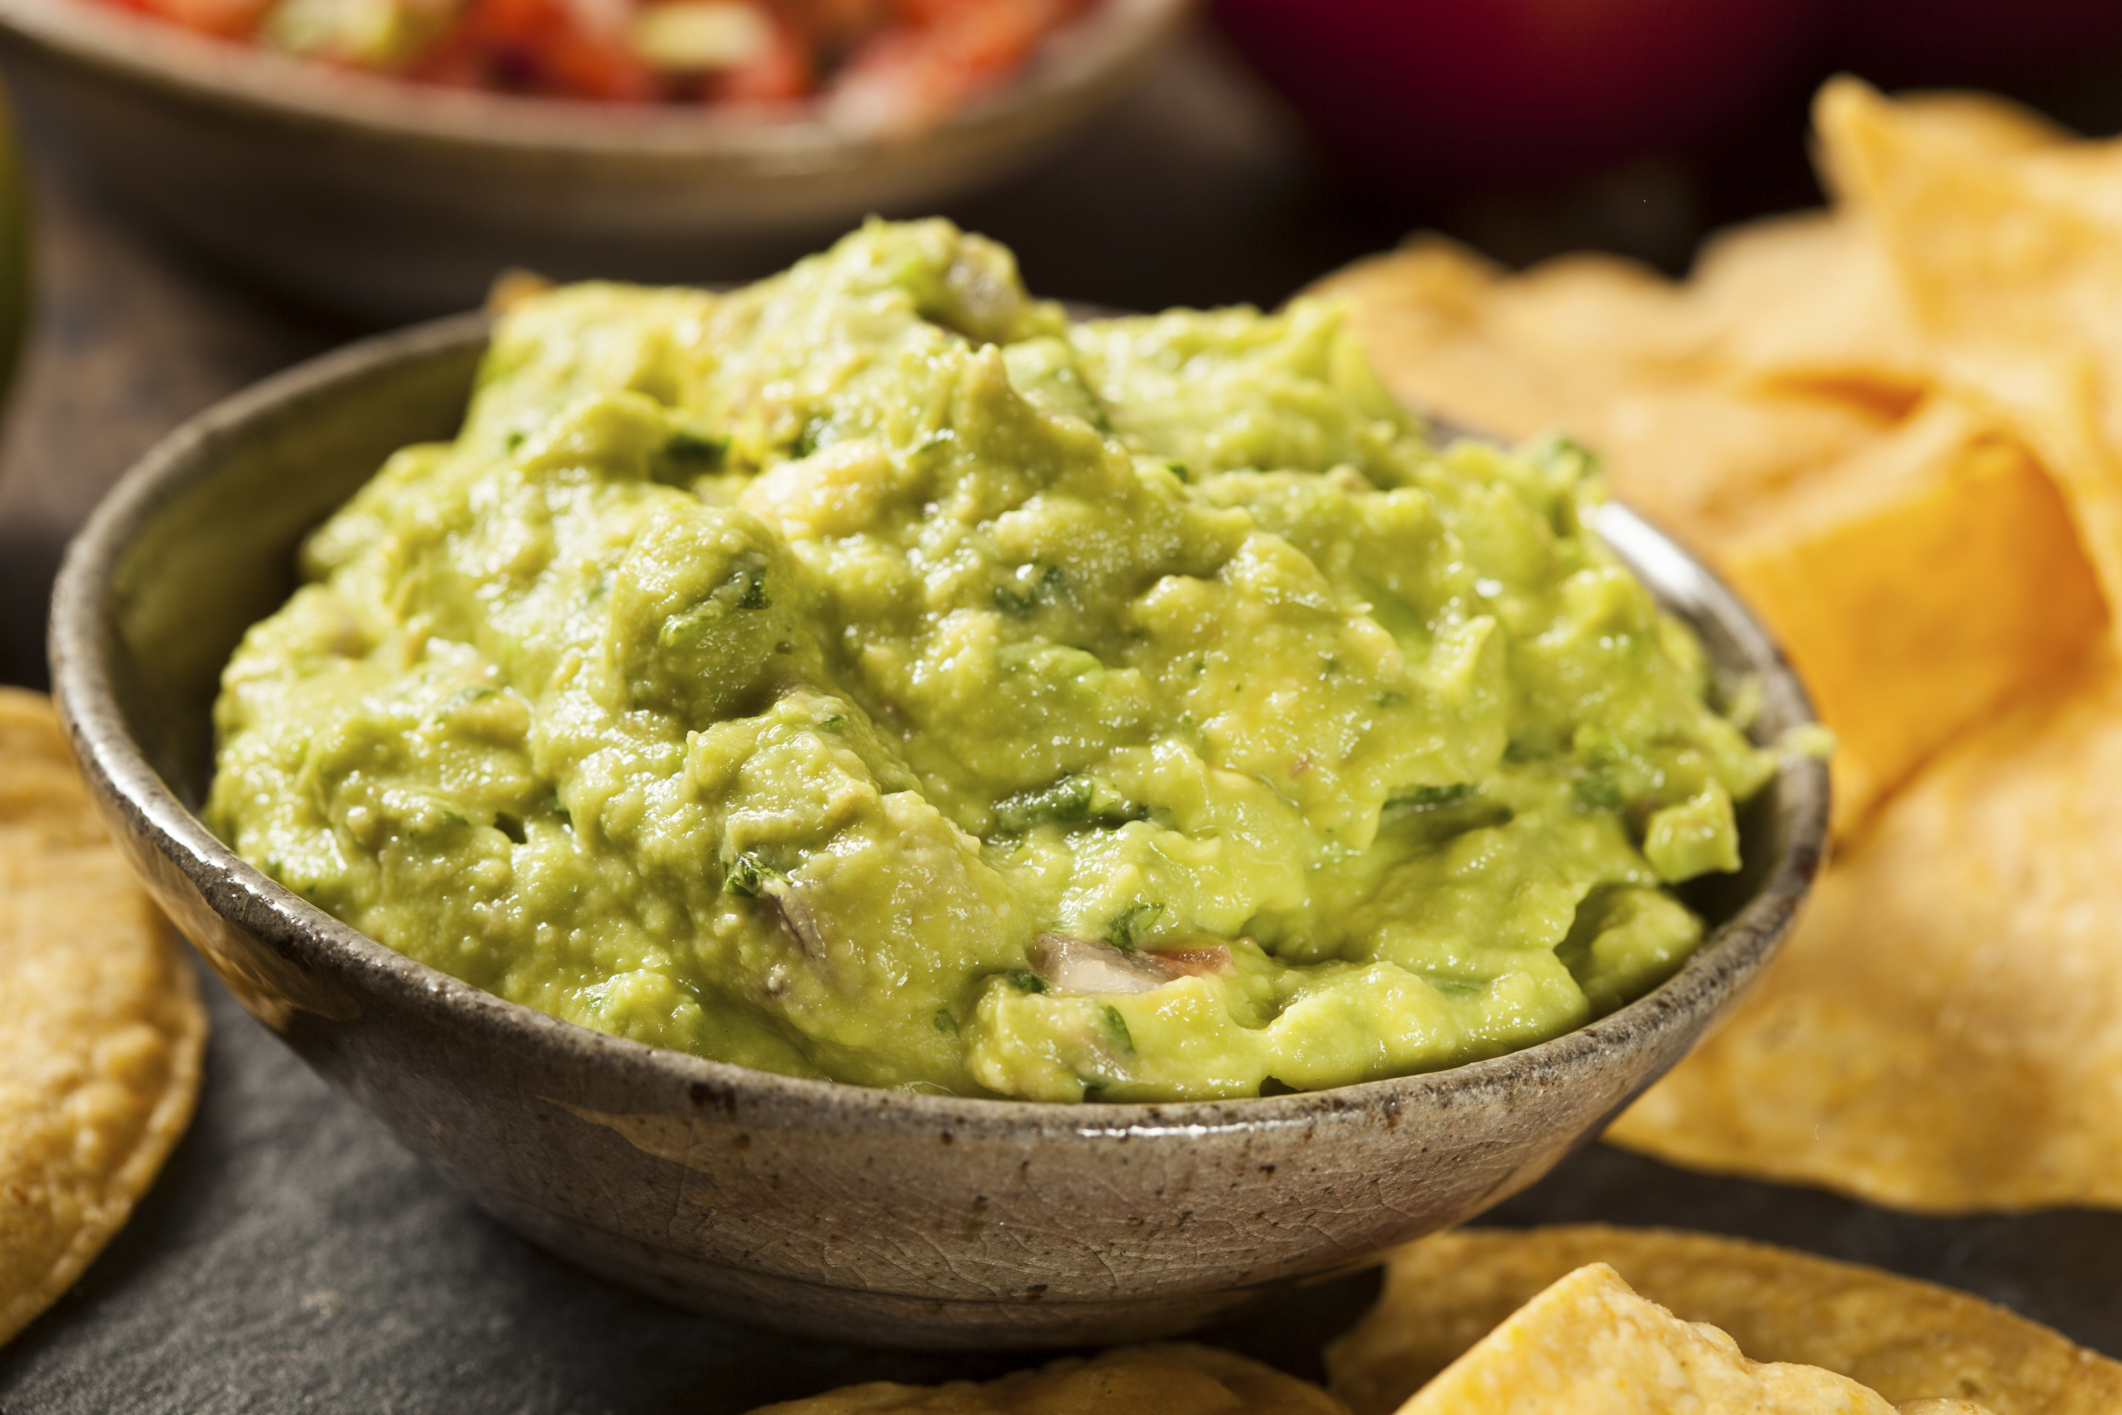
[
  {"left": 716, "top": 11, "right": 811, "bottom": 104},
  {"left": 829, "top": 0, "right": 1086, "bottom": 132}
]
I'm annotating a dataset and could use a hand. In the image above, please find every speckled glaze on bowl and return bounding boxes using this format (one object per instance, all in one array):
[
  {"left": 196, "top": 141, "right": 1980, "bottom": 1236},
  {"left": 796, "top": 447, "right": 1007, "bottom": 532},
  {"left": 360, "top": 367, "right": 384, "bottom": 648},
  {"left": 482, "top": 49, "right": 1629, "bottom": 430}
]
[
  {"left": 49, "top": 313, "right": 1829, "bottom": 1349},
  {"left": 0, "top": 0, "right": 1189, "bottom": 322}
]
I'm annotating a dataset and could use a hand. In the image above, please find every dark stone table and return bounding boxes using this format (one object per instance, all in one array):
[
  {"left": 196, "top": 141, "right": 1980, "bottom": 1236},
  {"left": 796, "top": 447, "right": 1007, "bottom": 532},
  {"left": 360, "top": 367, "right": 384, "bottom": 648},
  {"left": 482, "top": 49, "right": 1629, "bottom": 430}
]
[{"left": 1, "top": 28, "right": 2117, "bottom": 1413}]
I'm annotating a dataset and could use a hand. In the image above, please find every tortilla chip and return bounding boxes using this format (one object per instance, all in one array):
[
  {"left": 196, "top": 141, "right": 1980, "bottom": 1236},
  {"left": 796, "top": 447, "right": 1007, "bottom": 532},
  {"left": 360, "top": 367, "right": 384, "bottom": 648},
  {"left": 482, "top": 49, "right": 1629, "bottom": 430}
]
[
  {"left": 0, "top": 689, "right": 207, "bottom": 1347},
  {"left": 749, "top": 1344, "right": 1348, "bottom": 1414},
  {"left": 1393, "top": 1260, "right": 1949, "bottom": 1415},
  {"left": 1817, "top": 76, "right": 2122, "bottom": 631},
  {"left": 1689, "top": 212, "right": 1927, "bottom": 400},
  {"left": 1717, "top": 395, "right": 2107, "bottom": 830},
  {"left": 1609, "top": 644, "right": 2122, "bottom": 1211},
  {"left": 1853, "top": 87, "right": 2068, "bottom": 159},
  {"left": 1693, "top": 87, "right": 2063, "bottom": 392},
  {"left": 1327, "top": 1227, "right": 2120, "bottom": 1415},
  {"left": 1594, "top": 386, "right": 1899, "bottom": 554}
]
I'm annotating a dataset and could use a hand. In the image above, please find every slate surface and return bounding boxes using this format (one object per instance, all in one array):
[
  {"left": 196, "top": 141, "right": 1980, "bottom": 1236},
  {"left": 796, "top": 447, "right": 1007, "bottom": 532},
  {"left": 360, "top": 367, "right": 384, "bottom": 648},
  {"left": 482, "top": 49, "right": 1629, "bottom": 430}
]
[{"left": 1, "top": 27, "right": 2119, "bottom": 1414}]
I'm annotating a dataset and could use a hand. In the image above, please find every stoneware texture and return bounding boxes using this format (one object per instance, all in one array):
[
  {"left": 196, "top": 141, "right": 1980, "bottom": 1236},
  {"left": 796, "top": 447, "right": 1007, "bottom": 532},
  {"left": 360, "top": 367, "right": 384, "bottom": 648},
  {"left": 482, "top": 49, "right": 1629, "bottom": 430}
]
[
  {"left": 0, "top": 0, "right": 1189, "bottom": 323},
  {"left": 48, "top": 314, "right": 1829, "bottom": 1350}
]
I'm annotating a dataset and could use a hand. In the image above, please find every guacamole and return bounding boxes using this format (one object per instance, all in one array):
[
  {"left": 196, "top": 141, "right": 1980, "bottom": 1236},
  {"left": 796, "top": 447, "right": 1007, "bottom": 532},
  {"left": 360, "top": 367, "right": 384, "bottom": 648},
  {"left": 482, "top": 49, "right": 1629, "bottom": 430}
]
[{"left": 207, "top": 220, "right": 1772, "bottom": 1102}]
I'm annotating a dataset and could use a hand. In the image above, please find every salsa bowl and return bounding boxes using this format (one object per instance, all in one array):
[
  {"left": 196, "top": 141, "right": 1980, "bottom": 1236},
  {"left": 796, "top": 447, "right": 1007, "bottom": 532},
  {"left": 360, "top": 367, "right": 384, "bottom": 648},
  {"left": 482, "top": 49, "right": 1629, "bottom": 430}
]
[
  {"left": 0, "top": 0, "right": 1188, "bottom": 322},
  {"left": 48, "top": 311, "right": 1828, "bottom": 1348}
]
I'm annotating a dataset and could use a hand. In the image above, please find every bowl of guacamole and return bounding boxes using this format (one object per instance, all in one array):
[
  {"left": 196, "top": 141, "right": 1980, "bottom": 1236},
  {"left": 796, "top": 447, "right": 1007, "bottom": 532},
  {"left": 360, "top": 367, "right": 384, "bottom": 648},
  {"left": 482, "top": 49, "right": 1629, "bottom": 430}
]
[{"left": 50, "top": 220, "right": 1826, "bottom": 1346}]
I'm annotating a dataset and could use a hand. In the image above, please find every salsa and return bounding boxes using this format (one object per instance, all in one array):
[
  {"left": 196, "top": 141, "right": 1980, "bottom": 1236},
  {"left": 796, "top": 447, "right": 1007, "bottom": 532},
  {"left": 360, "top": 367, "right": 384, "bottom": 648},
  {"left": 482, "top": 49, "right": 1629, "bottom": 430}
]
[{"left": 90, "top": 0, "right": 1092, "bottom": 132}]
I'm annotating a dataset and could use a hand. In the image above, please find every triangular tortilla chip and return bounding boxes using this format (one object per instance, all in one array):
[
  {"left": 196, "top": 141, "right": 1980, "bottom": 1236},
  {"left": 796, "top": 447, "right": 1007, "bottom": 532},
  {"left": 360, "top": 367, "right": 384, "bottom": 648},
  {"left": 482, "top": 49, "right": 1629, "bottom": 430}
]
[
  {"left": 1327, "top": 1227, "right": 2118, "bottom": 1415},
  {"left": 1392, "top": 1260, "right": 1922, "bottom": 1414},
  {"left": 1817, "top": 76, "right": 2122, "bottom": 632},
  {"left": 1717, "top": 394, "right": 2106, "bottom": 828}
]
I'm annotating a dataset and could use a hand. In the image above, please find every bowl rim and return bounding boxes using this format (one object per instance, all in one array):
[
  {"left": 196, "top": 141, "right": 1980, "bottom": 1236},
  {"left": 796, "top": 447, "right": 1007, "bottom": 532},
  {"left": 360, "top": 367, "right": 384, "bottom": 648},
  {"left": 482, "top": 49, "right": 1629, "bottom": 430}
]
[
  {"left": 0, "top": 0, "right": 1192, "bottom": 157},
  {"left": 48, "top": 309, "right": 1830, "bottom": 1143}
]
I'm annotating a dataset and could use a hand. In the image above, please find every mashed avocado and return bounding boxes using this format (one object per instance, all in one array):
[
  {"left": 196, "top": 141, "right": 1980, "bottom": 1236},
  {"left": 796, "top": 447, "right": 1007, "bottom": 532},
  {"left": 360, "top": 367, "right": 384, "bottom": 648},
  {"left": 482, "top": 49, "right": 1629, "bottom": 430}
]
[{"left": 207, "top": 220, "right": 1772, "bottom": 1102}]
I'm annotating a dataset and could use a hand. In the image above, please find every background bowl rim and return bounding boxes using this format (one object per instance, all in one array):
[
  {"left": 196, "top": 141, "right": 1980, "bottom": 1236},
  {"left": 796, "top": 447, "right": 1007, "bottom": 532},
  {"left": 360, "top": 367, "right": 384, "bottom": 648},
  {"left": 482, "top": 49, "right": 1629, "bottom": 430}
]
[
  {"left": 0, "top": 0, "right": 1193, "bottom": 156},
  {"left": 48, "top": 308, "right": 1830, "bottom": 1143}
]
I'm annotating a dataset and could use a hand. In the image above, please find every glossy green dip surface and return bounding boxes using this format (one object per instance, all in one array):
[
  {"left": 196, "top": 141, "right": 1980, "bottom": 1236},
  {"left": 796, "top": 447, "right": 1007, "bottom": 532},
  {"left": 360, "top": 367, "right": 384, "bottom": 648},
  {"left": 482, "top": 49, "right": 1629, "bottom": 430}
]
[{"left": 207, "top": 220, "right": 1772, "bottom": 1101}]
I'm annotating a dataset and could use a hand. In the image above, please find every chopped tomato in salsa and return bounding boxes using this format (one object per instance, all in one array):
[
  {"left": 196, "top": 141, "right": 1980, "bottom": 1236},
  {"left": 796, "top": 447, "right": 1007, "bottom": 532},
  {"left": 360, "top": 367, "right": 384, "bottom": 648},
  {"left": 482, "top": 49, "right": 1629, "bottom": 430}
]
[{"left": 88, "top": 0, "right": 1095, "bottom": 131}]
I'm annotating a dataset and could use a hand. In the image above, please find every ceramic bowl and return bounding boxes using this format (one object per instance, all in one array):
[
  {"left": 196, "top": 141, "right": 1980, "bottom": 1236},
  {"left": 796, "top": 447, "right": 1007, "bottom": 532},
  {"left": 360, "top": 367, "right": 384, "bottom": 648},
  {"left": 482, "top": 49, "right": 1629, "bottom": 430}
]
[
  {"left": 49, "top": 312, "right": 1828, "bottom": 1350},
  {"left": 0, "top": 0, "right": 1189, "bottom": 322}
]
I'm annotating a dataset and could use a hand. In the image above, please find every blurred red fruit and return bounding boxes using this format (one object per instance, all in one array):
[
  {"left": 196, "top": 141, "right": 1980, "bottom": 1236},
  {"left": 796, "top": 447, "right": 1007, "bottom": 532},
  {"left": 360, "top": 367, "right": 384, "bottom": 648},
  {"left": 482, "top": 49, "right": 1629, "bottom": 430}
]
[{"left": 1212, "top": 0, "right": 1824, "bottom": 187}]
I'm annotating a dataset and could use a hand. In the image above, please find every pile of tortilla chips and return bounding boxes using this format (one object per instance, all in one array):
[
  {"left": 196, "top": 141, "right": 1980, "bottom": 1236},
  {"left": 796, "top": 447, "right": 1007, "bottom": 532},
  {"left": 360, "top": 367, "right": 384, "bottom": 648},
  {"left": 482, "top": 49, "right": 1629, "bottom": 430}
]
[
  {"left": 753, "top": 1226, "right": 2122, "bottom": 1413},
  {"left": 1313, "top": 76, "right": 2122, "bottom": 1213},
  {"left": 1387, "top": 1262, "right": 1969, "bottom": 1415},
  {"left": 0, "top": 689, "right": 207, "bottom": 1347}
]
